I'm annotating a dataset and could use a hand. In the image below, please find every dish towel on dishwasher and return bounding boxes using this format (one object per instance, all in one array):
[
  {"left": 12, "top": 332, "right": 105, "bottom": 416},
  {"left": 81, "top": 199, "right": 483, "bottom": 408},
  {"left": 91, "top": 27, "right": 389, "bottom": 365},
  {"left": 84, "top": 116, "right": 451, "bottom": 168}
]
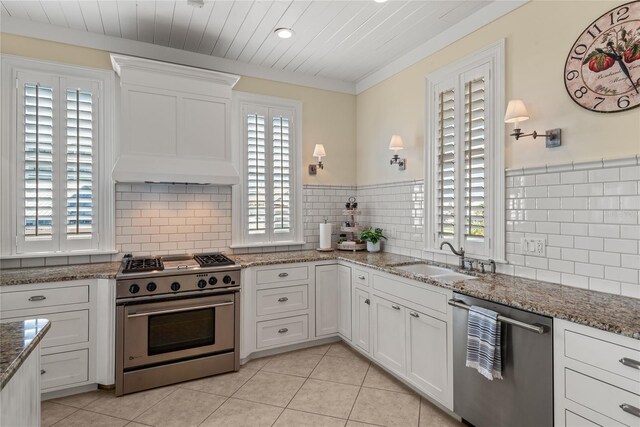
[{"left": 466, "top": 305, "right": 503, "bottom": 380}]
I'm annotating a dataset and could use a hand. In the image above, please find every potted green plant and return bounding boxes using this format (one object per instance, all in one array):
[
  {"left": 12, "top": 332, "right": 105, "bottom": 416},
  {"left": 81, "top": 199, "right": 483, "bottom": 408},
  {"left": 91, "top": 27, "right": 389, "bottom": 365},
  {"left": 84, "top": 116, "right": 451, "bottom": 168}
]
[{"left": 360, "top": 227, "right": 387, "bottom": 253}]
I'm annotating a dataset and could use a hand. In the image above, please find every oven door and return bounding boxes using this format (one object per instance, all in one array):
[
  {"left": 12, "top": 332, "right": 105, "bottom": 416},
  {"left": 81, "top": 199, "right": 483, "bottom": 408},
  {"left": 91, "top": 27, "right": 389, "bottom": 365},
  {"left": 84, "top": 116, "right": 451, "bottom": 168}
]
[{"left": 122, "top": 293, "right": 235, "bottom": 369}]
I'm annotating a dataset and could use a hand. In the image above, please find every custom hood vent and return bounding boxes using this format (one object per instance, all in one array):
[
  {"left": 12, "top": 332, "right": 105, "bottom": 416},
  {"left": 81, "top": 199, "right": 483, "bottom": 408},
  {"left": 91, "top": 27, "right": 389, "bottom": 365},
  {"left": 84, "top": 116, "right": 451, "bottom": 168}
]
[{"left": 111, "top": 54, "right": 240, "bottom": 185}]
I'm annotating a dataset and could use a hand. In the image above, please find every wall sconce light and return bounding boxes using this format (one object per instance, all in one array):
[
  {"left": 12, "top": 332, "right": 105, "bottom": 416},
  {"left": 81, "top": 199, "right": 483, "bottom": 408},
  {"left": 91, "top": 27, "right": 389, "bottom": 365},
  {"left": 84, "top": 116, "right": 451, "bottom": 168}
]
[
  {"left": 389, "top": 135, "right": 406, "bottom": 170},
  {"left": 504, "top": 99, "right": 561, "bottom": 148},
  {"left": 309, "top": 144, "right": 326, "bottom": 175}
]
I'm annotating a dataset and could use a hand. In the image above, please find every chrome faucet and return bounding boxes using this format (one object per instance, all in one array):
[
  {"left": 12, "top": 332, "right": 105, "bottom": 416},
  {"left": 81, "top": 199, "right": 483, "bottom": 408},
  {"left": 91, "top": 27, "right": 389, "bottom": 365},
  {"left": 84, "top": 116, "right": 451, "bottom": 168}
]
[{"left": 439, "top": 242, "right": 465, "bottom": 268}]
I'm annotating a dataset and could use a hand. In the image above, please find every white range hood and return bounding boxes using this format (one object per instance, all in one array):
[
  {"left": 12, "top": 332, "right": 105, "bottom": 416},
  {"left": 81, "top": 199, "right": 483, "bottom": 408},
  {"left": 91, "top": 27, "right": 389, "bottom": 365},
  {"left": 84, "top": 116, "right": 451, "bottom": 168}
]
[{"left": 111, "top": 54, "right": 241, "bottom": 185}]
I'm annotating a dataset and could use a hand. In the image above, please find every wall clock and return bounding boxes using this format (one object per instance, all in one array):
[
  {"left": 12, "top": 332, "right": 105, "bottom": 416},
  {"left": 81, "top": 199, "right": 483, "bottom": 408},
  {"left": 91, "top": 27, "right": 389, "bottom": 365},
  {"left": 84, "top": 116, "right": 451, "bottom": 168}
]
[{"left": 564, "top": 1, "right": 640, "bottom": 113}]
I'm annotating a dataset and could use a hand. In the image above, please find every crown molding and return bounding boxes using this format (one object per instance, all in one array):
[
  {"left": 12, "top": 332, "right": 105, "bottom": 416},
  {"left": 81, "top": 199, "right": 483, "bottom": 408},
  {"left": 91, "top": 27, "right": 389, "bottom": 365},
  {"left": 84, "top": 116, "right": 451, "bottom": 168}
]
[
  {"left": 0, "top": 15, "right": 357, "bottom": 95},
  {"left": 355, "top": 0, "right": 528, "bottom": 94}
]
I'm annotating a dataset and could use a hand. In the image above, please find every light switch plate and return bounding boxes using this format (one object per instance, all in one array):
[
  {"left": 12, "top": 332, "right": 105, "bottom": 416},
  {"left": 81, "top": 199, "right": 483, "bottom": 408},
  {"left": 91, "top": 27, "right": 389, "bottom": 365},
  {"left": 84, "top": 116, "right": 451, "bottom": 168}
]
[{"left": 521, "top": 238, "right": 546, "bottom": 256}]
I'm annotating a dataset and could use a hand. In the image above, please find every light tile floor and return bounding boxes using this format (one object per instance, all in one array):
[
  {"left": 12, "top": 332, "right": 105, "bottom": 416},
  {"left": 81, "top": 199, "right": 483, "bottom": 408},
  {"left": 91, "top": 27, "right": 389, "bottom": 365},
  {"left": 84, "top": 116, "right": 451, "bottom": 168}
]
[{"left": 42, "top": 341, "right": 463, "bottom": 427}]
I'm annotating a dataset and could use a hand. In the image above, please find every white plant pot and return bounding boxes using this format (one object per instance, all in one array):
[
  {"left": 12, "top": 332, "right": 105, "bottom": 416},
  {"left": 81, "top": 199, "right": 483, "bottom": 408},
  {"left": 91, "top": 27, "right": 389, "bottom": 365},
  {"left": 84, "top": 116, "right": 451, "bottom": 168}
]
[{"left": 367, "top": 241, "right": 381, "bottom": 252}]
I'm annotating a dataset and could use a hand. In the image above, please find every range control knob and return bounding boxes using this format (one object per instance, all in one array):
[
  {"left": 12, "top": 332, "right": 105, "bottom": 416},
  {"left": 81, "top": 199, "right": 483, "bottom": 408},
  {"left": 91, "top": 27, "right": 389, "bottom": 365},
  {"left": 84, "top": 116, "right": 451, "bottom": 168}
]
[
  {"left": 129, "top": 284, "right": 140, "bottom": 294},
  {"left": 208, "top": 277, "right": 218, "bottom": 286},
  {"left": 146, "top": 282, "right": 157, "bottom": 292},
  {"left": 197, "top": 279, "right": 207, "bottom": 289},
  {"left": 223, "top": 275, "right": 232, "bottom": 284},
  {"left": 170, "top": 282, "right": 181, "bottom": 292}
]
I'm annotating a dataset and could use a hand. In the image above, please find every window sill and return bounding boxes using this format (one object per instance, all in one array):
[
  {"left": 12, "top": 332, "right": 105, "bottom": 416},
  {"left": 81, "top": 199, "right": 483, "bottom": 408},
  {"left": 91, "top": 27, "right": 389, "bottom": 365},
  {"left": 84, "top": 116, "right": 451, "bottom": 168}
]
[
  {"left": 1, "top": 249, "right": 118, "bottom": 260},
  {"left": 229, "top": 241, "right": 306, "bottom": 249}
]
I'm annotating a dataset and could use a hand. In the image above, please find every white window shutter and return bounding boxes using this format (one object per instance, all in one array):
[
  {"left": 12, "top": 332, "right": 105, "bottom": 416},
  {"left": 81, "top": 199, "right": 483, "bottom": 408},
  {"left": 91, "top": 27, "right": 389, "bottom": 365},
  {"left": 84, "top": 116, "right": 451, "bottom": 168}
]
[
  {"left": 246, "top": 112, "right": 267, "bottom": 236},
  {"left": 436, "top": 88, "right": 456, "bottom": 240},
  {"left": 463, "top": 77, "right": 486, "bottom": 241}
]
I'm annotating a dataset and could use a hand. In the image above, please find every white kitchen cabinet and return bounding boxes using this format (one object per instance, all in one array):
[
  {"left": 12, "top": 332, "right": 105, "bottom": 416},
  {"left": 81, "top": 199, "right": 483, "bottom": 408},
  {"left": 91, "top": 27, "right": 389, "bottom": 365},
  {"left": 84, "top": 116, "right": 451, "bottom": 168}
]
[
  {"left": 554, "top": 318, "right": 640, "bottom": 427},
  {"left": 0, "top": 344, "right": 41, "bottom": 427},
  {"left": 352, "top": 287, "right": 371, "bottom": 353},
  {"left": 337, "top": 265, "right": 352, "bottom": 341},
  {"left": 372, "top": 295, "right": 406, "bottom": 375},
  {"left": 405, "top": 308, "right": 449, "bottom": 403},
  {"left": 0, "top": 280, "right": 107, "bottom": 395},
  {"left": 315, "top": 265, "right": 340, "bottom": 337}
]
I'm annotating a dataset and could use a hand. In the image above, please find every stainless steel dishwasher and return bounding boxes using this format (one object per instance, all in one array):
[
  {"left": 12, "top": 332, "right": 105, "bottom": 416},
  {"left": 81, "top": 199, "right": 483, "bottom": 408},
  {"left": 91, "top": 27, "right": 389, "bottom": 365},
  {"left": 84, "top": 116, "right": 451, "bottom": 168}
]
[{"left": 451, "top": 292, "right": 553, "bottom": 427}]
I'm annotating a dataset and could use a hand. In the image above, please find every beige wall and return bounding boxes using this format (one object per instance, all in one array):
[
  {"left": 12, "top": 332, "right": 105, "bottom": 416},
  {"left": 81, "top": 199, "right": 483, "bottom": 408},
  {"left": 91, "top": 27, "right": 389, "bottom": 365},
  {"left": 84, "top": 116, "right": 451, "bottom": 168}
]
[
  {"left": 0, "top": 33, "right": 357, "bottom": 186},
  {"left": 356, "top": 0, "right": 640, "bottom": 186}
]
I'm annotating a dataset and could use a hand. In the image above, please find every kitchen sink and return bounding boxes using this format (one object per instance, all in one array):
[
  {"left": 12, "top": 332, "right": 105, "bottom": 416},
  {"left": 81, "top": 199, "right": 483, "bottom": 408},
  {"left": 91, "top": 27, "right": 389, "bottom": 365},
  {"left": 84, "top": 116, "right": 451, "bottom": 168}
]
[{"left": 393, "top": 263, "right": 475, "bottom": 281}]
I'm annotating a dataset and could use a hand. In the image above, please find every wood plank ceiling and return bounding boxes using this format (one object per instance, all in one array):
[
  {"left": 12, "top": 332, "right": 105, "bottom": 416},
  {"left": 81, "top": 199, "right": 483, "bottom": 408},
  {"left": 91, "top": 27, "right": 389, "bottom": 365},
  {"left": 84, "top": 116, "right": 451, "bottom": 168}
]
[{"left": 1, "top": 1, "right": 493, "bottom": 83}]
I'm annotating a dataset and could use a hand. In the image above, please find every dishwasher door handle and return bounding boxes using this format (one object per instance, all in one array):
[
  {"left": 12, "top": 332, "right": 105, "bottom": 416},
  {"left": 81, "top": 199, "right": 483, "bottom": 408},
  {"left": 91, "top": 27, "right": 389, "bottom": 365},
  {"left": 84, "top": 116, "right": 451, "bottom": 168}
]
[{"left": 448, "top": 299, "right": 547, "bottom": 334}]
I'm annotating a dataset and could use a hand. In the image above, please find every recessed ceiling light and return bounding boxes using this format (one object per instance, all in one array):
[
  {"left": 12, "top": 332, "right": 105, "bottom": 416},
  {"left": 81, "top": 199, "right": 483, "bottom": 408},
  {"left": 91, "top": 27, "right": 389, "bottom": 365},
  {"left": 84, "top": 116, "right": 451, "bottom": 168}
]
[
  {"left": 374, "top": 0, "right": 388, "bottom": 3},
  {"left": 275, "top": 28, "right": 294, "bottom": 39}
]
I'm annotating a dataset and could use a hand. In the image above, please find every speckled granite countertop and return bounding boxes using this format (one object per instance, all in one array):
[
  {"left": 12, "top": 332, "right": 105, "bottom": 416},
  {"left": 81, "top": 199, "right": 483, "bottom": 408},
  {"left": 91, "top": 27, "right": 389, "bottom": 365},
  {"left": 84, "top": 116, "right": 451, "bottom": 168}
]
[
  {"left": 0, "top": 319, "right": 50, "bottom": 390},
  {"left": 0, "top": 261, "right": 120, "bottom": 286},
  {"left": 1, "top": 251, "right": 638, "bottom": 339}
]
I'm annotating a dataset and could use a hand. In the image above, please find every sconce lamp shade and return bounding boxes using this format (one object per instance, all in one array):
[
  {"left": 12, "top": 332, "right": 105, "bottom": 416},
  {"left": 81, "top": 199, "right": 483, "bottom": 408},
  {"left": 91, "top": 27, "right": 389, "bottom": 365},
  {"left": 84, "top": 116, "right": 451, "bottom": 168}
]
[
  {"left": 504, "top": 99, "right": 530, "bottom": 124},
  {"left": 388, "top": 135, "right": 404, "bottom": 152},
  {"left": 313, "top": 144, "right": 326, "bottom": 159}
]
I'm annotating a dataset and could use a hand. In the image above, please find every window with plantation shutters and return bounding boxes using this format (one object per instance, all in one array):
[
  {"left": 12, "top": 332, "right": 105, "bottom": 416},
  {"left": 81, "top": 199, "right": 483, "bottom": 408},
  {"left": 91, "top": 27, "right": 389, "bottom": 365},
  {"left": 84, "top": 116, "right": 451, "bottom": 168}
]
[
  {"left": 66, "top": 89, "right": 94, "bottom": 238},
  {"left": 2, "top": 59, "right": 113, "bottom": 257},
  {"left": 235, "top": 95, "right": 302, "bottom": 247},
  {"left": 23, "top": 83, "right": 54, "bottom": 241},
  {"left": 425, "top": 42, "right": 505, "bottom": 260},
  {"left": 464, "top": 78, "right": 486, "bottom": 241},
  {"left": 437, "top": 88, "right": 456, "bottom": 238}
]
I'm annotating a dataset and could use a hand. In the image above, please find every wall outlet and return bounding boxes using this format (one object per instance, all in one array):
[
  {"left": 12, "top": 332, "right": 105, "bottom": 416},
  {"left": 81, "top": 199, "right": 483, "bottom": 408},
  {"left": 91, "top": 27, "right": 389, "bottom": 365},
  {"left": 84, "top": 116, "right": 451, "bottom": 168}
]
[
  {"left": 389, "top": 226, "right": 398, "bottom": 239},
  {"left": 521, "top": 238, "right": 546, "bottom": 256}
]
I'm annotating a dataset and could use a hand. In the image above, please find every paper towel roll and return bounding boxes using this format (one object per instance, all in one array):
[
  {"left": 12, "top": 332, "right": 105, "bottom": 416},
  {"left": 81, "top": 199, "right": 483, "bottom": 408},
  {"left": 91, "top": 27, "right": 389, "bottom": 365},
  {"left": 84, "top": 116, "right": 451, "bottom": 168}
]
[{"left": 319, "top": 223, "right": 332, "bottom": 249}]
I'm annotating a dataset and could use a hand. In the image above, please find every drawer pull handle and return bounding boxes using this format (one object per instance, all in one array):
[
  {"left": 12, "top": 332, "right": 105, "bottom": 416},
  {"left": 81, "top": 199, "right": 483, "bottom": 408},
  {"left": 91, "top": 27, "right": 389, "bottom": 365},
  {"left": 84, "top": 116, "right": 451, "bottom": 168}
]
[
  {"left": 40, "top": 369, "right": 46, "bottom": 375},
  {"left": 358, "top": 275, "right": 366, "bottom": 280},
  {"left": 28, "top": 295, "right": 46, "bottom": 302},
  {"left": 620, "top": 403, "right": 640, "bottom": 418},
  {"left": 410, "top": 312, "right": 419, "bottom": 318},
  {"left": 365, "top": 298, "right": 370, "bottom": 305},
  {"left": 278, "top": 297, "right": 289, "bottom": 302},
  {"left": 391, "top": 304, "right": 400, "bottom": 310},
  {"left": 278, "top": 273, "right": 289, "bottom": 278},
  {"left": 278, "top": 328, "right": 289, "bottom": 334},
  {"left": 619, "top": 357, "right": 640, "bottom": 370}
]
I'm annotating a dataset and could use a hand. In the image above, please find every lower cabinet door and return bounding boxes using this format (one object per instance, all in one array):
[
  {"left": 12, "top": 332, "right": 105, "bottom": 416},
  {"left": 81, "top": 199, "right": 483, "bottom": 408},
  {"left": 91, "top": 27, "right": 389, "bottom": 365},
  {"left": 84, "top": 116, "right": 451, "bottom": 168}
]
[
  {"left": 405, "top": 309, "right": 449, "bottom": 404},
  {"left": 315, "top": 265, "right": 339, "bottom": 337},
  {"left": 41, "top": 349, "right": 89, "bottom": 391},
  {"left": 372, "top": 296, "right": 406, "bottom": 375},
  {"left": 337, "top": 265, "right": 352, "bottom": 341},
  {"left": 352, "top": 287, "right": 371, "bottom": 353}
]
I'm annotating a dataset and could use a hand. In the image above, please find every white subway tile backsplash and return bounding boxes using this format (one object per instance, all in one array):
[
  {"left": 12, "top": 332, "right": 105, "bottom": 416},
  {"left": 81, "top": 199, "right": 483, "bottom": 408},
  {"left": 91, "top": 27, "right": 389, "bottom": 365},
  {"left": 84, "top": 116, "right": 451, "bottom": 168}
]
[{"left": 505, "top": 159, "right": 639, "bottom": 299}]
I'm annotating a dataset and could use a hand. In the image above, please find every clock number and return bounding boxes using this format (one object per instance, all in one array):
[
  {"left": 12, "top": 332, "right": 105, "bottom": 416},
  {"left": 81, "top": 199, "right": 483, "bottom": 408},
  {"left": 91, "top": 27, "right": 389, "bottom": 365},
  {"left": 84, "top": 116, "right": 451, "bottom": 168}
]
[
  {"left": 617, "top": 95, "right": 630, "bottom": 109},
  {"left": 566, "top": 70, "right": 580, "bottom": 81},
  {"left": 593, "top": 97, "right": 605, "bottom": 109},
  {"left": 571, "top": 44, "right": 588, "bottom": 61},
  {"left": 586, "top": 23, "right": 602, "bottom": 39},
  {"left": 574, "top": 86, "right": 588, "bottom": 99},
  {"left": 609, "top": 6, "right": 629, "bottom": 25}
]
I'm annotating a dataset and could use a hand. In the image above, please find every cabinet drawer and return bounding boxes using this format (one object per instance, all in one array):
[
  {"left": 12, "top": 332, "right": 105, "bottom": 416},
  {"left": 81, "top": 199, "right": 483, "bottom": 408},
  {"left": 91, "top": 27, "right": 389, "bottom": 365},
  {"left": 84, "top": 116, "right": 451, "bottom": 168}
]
[
  {"left": 565, "top": 369, "right": 640, "bottom": 426},
  {"left": 353, "top": 269, "right": 369, "bottom": 287},
  {"left": 41, "top": 349, "right": 89, "bottom": 390},
  {"left": 1, "top": 286, "right": 89, "bottom": 312},
  {"left": 373, "top": 275, "right": 447, "bottom": 314},
  {"left": 565, "top": 330, "right": 640, "bottom": 384},
  {"left": 4, "top": 310, "right": 89, "bottom": 349},
  {"left": 256, "top": 315, "right": 308, "bottom": 349},
  {"left": 565, "top": 410, "right": 601, "bottom": 427},
  {"left": 257, "top": 266, "right": 308, "bottom": 285},
  {"left": 256, "top": 284, "right": 308, "bottom": 317}
]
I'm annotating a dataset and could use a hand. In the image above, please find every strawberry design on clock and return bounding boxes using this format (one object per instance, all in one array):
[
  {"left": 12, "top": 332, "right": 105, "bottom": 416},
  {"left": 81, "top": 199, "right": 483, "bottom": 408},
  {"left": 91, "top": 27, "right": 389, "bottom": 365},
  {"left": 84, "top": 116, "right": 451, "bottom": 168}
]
[{"left": 564, "top": 1, "right": 640, "bottom": 112}]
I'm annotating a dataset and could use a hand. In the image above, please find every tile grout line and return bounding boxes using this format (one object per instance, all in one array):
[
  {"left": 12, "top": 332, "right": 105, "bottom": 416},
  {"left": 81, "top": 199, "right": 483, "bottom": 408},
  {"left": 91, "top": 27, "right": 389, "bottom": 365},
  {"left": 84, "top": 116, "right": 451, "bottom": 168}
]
[{"left": 345, "top": 361, "right": 371, "bottom": 423}]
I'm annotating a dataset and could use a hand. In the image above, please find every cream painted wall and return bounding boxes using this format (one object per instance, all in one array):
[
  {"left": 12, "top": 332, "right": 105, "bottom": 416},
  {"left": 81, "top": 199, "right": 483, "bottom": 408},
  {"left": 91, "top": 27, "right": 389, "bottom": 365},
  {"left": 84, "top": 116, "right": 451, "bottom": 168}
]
[
  {"left": 356, "top": 0, "right": 640, "bottom": 186},
  {"left": 0, "top": 33, "right": 356, "bottom": 186}
]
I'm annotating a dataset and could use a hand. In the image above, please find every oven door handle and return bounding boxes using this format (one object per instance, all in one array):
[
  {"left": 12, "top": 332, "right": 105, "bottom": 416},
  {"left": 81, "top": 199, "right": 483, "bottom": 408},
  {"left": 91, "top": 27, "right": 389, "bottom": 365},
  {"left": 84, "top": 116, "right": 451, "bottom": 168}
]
[{"left": 127, "top": 301, "right": 234, "bottom": 318}]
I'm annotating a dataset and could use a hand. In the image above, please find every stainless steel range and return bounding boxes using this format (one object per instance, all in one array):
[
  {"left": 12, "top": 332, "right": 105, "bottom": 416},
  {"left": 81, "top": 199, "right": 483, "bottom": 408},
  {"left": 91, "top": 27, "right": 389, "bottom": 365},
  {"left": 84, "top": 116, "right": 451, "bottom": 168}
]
[{"left": 115, "top": 252, "right": 240, "bottom": 396}]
